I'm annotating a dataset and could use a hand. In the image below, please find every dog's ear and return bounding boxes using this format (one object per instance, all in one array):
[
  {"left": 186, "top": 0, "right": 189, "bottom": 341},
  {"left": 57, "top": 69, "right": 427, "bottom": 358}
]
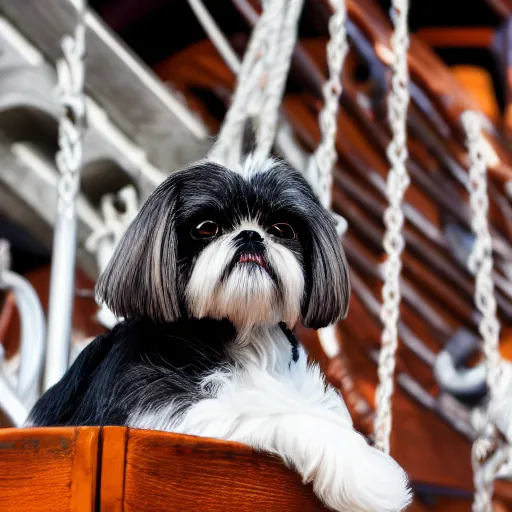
[
  {"left": 95, "top": 177, "right": 181, "bottom": 323},
  {"left": 301, "top": 211, "right": 350, "bottom": 329}
]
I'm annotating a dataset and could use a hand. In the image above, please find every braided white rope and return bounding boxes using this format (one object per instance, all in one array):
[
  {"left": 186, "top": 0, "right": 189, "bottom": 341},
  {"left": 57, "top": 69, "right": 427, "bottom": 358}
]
[
  {"left": 209, "top": 0, "right": 281, "bottom": 167},
  {"left": 307, "top": 0, "right": 348, "bottom": 210},
  {"left": 187, "top": 0, "right": 311, "bottom": 178},
  {"left": 44, "top": 0, "right": 88, "bottom": 390},
  {"left": 463, "top": 113, "right": 502, "bottom": 398},
  {"left": 254, "top": 0, "right": 305, "bottom": 163},
  {"left": 374, "top": 0, "right": 411, "bottom": 455},
  {"left": 462, "top": 111, "right": 504, "bottom": 512},
  {"left": 210, "top": 0, "right": 304, "bottom": 169},
  {"left": 55, "top": 9, "right": 87, "bottom": 220},
  {"left": 308, "top": 0, "right": 349, "bottom": 358},
  {"left": 193, "top": 0, "right": 340, "bottom": 205},
  {"left": 463, "top": 113, "right": 502, "bottom": 397}
]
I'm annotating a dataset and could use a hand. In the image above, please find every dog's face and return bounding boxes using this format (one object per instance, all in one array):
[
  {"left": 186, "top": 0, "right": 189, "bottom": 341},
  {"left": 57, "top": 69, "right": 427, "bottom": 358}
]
[
  {"left": 179, "top": 162, "right": 307, "bottom": 331},
  {"left": 96, "top": 159, "right": 349, "bottom": 331}
]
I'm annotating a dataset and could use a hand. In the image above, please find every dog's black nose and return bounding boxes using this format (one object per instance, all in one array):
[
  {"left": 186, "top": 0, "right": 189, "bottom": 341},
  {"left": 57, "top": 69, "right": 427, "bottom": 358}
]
[{"left": 237, "top": 230, "right": 263, "bottom": 243}]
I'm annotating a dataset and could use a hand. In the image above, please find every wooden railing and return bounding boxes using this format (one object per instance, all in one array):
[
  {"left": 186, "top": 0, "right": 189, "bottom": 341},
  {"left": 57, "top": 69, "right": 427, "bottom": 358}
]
[{"left": 0, "top": 426, "right": 328, "bottom": 512}]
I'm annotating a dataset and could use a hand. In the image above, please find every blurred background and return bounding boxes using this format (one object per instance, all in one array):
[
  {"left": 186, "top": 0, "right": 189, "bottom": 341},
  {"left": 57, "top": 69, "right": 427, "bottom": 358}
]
[{"left": 1, "top": 0, "right": 512, "bottom": 510}]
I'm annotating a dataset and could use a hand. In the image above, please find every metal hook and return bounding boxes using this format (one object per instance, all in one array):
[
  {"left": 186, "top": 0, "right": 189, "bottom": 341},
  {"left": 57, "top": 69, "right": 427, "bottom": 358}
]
[{"left": 433, "top": 328, "right": 487, "bottom": 398}]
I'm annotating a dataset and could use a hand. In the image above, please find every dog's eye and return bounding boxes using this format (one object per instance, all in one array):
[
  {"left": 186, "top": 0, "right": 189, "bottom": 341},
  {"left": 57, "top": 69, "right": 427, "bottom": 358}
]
[
  {"left": 191, "top": 220, "right": 220, "bottom": 239},
  {"left": 267, "top": 223, "right": 296, "bottom": 240}
]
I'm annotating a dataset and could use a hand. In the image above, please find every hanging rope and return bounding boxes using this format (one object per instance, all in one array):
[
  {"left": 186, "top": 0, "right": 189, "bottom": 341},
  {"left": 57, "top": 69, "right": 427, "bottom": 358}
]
[
  {"left": 463, "top": 112, "right": 502, "bottom": 400},
  {"left": 193, "top": 0, "right": 345, "bottom": 225},
  {"left": 44, "top": 0, "right": 88, "bottom": 390},
  {"left": 209, "top": 0, "right": 304, "bottom": 169},
  {"left": 0, "top": 239, "right": 46, "bottom": 409},
  {"left": 308, "top": 0, "right": 349, "bottom": 358},
  {"left": 462, "top": 111, "right": 504, "bottom": 512},
  {"left": 209, "top": 0, "right": 283, "bottom": 167},
  {"left": 307, "top": 0, "right": 348, "bottom": 210},
  {"left": 254, "top": 0, "right": 305, "bottom": 164},
  {"left": 193, "top": 0, "right": 349, "bottom": 355},
  {"left": 374, "top": 0, "right": 411, "bottom": 455}
]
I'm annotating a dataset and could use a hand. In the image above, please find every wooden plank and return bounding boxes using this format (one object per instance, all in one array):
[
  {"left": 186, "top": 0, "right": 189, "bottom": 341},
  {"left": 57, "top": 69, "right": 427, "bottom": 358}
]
[
  {"left": 123, "top": 428, "right": 329, "bottom": 512},
  {"left": 71, "top": 427, "right": 100, "bottom": 512},
  {"left": 415, "top": 27, "right": 494, "bottom": 48},
  {"left": 99, "top": 427, "right": 128, "bottom": 512},
  {"left": 0, "top": 427, "right": 99, "bottom": 512}
]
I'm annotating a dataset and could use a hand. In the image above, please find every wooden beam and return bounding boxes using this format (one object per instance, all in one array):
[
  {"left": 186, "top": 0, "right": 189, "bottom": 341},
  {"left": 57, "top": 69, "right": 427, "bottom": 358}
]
[
  {"left": 0, "top": 0, "right": 209, "bottom": 170},
  {"left": 415, "top": 27, "right": 494, "bottom": 49}
]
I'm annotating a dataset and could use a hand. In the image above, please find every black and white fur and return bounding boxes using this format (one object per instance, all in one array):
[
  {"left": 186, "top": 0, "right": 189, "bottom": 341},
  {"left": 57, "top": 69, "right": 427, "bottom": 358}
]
[{"left": 28, "top": 151, "right": 411, "bottom": 511}]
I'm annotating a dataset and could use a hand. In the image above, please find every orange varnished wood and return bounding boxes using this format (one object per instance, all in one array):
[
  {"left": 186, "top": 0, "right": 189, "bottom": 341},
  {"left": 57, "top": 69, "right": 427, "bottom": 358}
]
[
  {"left": 415, "top": 27, "right": 494, "bottom": 48},
  {"left": 0, "top": 427, "right": 99, "bottom": 512},
  {"left": 71, "top": 427, "right": 100, "bottom": 512},
  {"left": 99, "top": 427, "right": 128, "bottom": 512},
  {"left": 500, "top": 330, "right": 512, "bottom": 361},
  {"left": 451, "top": 66, "right": 501, "bottom": 123},
  {"left": 0, "top": 427, "right": 329, "bottom": 511},
  {"left": 122, "top": 428, "right": 329, "bottom": 512}
]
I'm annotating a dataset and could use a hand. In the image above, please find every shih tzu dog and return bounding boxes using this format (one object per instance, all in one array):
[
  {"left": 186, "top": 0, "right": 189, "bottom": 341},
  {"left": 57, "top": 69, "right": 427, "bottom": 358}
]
[{"left": 28, "top": 137, "right": 411, "bottom": 511}]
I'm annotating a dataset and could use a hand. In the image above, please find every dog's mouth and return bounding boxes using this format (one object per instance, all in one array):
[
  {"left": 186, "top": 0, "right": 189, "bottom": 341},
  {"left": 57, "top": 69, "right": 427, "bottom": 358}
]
[
  {"left": 238, "top": 253, "right": 268, "bottom": 269},
  {"left": 221, "top": 249, "right": 278, "bottom": 284}
]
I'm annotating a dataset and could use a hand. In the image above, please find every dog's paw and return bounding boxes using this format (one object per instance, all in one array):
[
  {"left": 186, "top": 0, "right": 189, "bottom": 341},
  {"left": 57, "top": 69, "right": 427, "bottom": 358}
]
[
  {"left": 295, "top": 427, "right": 412, "bottom": 512},
  {"left": 222, "top": 412, "right": 411, "bottom": 511}
]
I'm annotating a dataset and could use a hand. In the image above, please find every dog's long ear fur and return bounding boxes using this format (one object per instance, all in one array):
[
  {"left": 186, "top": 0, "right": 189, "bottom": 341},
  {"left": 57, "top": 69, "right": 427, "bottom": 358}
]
[
  {"left": 95, "top": 178, "right": 181, "bottom": 323},
  {"left": 301, "top": 211, "right": 350, "bottom": 329}
]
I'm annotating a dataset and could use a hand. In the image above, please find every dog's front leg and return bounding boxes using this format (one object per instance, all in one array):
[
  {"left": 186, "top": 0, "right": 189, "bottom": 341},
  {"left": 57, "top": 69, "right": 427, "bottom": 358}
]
[{"left": 174, "top": 383, "right": 411, "bottom": 512}]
